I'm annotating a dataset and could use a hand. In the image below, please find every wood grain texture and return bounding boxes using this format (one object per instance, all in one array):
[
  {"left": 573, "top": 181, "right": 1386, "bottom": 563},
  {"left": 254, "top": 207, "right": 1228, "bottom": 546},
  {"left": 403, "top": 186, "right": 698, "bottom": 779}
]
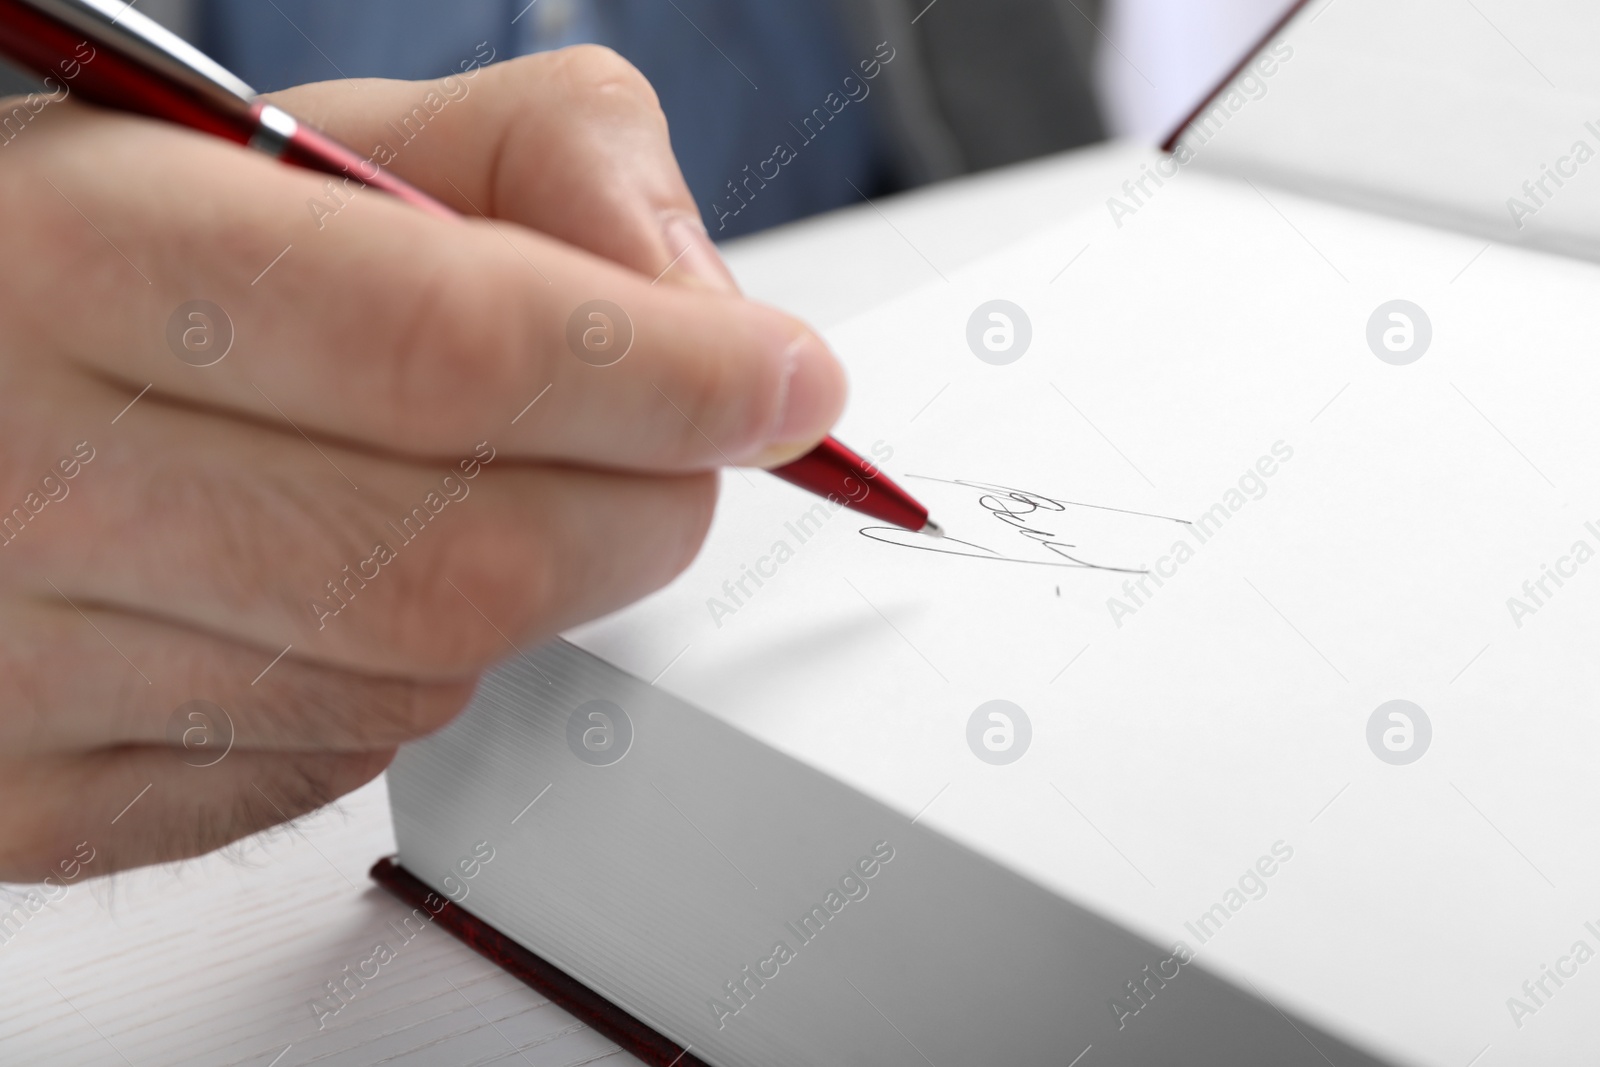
[{"left": 0, "top": 776, "right": 640, "bottom": 1066}]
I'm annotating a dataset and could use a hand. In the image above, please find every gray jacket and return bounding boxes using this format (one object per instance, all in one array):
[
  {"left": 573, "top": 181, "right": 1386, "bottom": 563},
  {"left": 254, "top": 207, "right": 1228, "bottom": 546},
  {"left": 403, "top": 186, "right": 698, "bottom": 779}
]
[
  {"left": 832, "top": 0, "right": 1104, "bottom": 186},
  {"left": 2, "top": 0, "right": 1104, "bottom": 191}
]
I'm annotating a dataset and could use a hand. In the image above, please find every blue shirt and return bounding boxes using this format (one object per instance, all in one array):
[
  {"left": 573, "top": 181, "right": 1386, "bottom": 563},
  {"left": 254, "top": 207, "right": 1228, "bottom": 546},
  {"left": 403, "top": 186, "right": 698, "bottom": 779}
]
[{"left": 198, "top": 0, "right": 886, "bottom": 238}]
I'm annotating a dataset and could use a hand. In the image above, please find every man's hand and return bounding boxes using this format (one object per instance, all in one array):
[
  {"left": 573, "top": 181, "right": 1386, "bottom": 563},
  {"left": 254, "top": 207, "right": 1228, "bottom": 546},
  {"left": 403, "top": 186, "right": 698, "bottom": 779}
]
[{"left": 0, "top": 47, "right": 846, "bottom": 880}]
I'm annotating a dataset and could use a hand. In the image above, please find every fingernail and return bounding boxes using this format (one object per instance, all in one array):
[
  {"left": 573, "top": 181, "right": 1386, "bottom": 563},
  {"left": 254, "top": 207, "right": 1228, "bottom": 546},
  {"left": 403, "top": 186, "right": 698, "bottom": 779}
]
[
  {"left": 660, "top": 213, "right": 740, "bottom": 294},
  {"left": 747, "top": 333, "right": 847, "bottom": 469}
]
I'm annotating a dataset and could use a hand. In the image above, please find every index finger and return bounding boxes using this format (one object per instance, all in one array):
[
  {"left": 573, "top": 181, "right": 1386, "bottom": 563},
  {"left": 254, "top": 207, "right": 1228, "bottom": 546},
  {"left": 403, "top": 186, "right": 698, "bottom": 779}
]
[{"left": 18, "top": 104, "right": 845, "bottom": 472}]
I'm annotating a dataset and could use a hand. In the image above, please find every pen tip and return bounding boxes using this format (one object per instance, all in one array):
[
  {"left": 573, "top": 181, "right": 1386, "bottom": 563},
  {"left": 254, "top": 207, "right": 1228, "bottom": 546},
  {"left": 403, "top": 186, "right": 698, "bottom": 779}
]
[{"left": 921, "top": 519, "right": 944, "bottom": 539}]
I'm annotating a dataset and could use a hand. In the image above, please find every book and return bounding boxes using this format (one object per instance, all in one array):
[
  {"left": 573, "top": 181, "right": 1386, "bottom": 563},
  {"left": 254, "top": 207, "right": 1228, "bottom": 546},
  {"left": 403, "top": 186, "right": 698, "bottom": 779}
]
[{"left": 388, "top": 2, "right": 1600, "bottom": 1063}]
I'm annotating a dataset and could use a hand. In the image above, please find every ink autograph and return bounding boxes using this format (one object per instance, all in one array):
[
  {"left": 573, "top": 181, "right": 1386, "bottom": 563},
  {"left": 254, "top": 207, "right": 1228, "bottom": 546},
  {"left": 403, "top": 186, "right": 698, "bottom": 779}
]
[{"left": 859, "top": 477, "right": 1189, "bottom": 574}]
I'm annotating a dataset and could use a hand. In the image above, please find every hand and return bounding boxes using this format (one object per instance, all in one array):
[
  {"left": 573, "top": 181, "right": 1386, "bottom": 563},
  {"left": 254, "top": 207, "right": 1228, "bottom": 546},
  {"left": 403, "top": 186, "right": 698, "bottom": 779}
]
[{"left": 0, "top": 46, "right": 846, "bottom": 881}]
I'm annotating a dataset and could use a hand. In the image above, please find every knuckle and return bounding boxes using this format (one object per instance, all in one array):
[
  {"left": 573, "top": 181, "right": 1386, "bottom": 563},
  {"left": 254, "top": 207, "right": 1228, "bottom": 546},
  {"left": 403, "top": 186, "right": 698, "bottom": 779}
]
[
  {"left": 550, "top": 44, "right": 660, "bottom": 110},
  {"left": 146, "top": 460, "right": 354, "bottom": 621},
  {"left": 156, "top": 463, "right": 394, "bottom": 635},
  {"left": 372, "top": 515, "right": 558, "bottom": 675}
]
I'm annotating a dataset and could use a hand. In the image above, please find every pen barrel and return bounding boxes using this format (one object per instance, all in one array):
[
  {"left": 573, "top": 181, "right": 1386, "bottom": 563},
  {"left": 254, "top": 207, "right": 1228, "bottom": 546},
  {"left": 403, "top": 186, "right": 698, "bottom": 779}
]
[
  {"left": 0, "top": 0, "right": 456, "bottom": 222},
  {"left": 0, "top": 0, "right": 248, "bottom": 140},
  {"left": 771, "top": 437, "right": 930, "bottom": 532},
  {"left": 270, "top": 112, "right": 458, "bottom": 222}
]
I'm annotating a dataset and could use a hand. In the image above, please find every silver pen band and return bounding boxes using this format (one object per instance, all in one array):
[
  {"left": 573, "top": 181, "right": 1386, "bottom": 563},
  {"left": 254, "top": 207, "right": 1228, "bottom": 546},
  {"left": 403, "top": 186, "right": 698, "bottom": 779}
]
[{"left": 248, "top": 103, "right": 298, "bottom": 157}]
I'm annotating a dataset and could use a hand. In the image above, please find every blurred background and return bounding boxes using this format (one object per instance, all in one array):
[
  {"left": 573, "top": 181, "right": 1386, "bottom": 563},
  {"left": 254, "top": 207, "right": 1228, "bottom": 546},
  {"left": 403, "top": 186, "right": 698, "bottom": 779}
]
[{"left": 0, "top": 0, "right": 1296, "bottom": 238}]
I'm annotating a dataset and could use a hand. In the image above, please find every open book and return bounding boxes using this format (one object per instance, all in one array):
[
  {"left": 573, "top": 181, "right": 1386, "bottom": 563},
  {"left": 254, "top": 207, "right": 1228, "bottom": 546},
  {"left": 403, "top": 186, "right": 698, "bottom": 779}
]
[{"left": 389, "top": 2, "right": 1600, "bottom": 1064}]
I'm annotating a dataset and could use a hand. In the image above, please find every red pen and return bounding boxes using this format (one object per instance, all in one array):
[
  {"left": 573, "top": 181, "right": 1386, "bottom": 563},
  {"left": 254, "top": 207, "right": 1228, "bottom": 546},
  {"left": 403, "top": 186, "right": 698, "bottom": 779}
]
[{"left": 0, "top": 0, "right": 942, "bottom": 537}]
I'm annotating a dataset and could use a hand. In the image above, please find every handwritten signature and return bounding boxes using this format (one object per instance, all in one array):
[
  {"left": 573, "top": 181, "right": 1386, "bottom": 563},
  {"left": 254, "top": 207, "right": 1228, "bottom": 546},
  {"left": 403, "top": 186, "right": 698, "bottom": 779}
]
[{"left": 860, "top": 477, "right": 1189, "bottom": 574}]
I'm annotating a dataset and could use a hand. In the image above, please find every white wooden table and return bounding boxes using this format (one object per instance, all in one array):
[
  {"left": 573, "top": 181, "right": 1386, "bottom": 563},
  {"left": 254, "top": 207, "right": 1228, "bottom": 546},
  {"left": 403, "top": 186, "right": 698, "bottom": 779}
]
[{"left": 0, "top": 141, "right": 1147, "bottom": 1066}]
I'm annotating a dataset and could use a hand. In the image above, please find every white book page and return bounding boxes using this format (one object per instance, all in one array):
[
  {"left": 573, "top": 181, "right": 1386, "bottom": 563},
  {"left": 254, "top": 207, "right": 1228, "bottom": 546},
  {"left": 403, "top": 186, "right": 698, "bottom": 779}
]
[
  {"left": 570, "top": 171, "right": 1600, "bottom": 1065},
  {"left": 1174, "top": 0, "right": 1600, "bottom": 263}
]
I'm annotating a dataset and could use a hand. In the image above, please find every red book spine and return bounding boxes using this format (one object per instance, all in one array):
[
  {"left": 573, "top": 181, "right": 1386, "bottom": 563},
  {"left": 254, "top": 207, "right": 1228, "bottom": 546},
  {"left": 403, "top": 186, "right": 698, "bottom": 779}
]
[{"left": 370, "top": 857, "right": 713, "bottom": 1067}]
